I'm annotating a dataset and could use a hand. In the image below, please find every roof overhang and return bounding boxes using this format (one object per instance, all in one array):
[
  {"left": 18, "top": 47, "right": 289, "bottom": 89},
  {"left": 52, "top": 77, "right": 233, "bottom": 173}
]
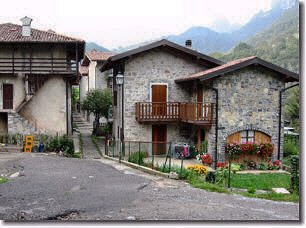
[
  {"left": 175, "top": 57, "right": 299, "bottom": 83},
  {"left": 100, "top": 39, "right": 224, "bottom": 72}
]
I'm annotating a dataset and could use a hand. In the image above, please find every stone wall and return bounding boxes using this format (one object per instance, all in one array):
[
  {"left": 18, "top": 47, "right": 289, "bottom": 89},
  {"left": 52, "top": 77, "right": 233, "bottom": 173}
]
[
  {"left": 118, "top": 49, "right": 208, "bottom": 155},
  {"left": 203, "top": 65, "right": 285, "bottom": 161}
]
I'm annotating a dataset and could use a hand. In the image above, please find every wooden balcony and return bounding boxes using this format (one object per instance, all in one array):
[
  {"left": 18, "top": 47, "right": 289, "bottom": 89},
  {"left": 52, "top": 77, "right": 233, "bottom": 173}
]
[
  {"left": 135, "top": 102, "right": 214, "bottom": 125},
  {"left": 0, "top": 57, "right": 77, "bottom": 74}
]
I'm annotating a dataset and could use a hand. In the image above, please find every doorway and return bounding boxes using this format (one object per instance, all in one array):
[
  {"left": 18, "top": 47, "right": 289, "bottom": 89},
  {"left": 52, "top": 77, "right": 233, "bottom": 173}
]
[
  {"left": 3, "top": 84, "right": 13, "bottom": 109},
  {"left": 197, "top": 128, "right": 206, "bottom": 150},
  {"left": 151, "top": 84, "right": 167, "bottom": 117},
  {"left": 152, "top": 124, "right": 167, "bottom": 155}
]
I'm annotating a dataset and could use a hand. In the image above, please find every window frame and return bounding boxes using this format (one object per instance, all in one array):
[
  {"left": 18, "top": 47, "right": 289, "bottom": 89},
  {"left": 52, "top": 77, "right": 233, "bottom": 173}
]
[{"left": 241, "top": 130, "right": 255, "bottom": 143}]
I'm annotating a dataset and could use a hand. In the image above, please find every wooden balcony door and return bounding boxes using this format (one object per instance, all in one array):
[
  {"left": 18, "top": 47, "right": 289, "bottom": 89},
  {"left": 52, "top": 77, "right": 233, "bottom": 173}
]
[
  {"left": 3, "top": 84, "right": 13, "bottom": 109},
  {"left": 151, "top": 84, "right": 167, "bottom": 117},
  {"left": 152, "top": 124, "right": 167, "bottom": 155},
  {"left": 197, "top": 84, "right": 203, "bottom": 118}
]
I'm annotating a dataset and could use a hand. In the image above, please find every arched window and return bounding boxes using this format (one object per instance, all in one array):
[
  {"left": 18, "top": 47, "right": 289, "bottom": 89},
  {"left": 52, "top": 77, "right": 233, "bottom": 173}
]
[{"left": 227, "top": 130, "right": 271, "bottom": 144}]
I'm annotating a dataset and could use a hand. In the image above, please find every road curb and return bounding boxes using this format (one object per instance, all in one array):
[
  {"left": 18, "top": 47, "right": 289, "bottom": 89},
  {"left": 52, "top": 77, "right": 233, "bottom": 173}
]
[{"left": 102, "top": 155, "right": 171, "bottom": 179}]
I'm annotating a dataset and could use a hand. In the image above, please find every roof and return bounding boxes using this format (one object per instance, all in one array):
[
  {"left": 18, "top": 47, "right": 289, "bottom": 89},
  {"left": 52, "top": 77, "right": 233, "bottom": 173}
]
[
  {"left": 100, "top": 39, "right": 224, "bottom": 72},
  {"left": 86, "top": 50, "right": 116, "bottom": 61},
  {"left": 175, "top": 56, "right": 299, "bottom": 83},
  {"left": 81, "top": 50, "right": 116, "bottom": 66},
  {"left": 79, "top": 65, "right": 89, "bottom": 76},
  {"left": 0, "top": 23, "right": 84, "bottom": 43}
]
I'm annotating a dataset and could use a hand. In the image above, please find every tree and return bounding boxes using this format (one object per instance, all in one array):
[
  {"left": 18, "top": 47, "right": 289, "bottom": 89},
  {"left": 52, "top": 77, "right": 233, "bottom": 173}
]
[
  {"left": 81, "top": 89, "right": 112, "bottom": 134},
  {"left": 285, "top": 87, "right": 299, "bottom": 132}
]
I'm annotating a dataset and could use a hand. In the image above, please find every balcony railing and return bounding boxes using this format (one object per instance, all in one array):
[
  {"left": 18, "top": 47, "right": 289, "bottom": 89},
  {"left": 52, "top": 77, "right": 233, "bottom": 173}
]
[
  {"left": 0, "top": 57, "right": 77, "bottom": 74},
  {"left": 135, "top": 102, "right": 214, "bottom": 125}
]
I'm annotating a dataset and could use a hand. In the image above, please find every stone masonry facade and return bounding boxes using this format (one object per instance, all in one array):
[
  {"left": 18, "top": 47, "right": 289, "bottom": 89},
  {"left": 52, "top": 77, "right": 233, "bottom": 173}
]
[
  {"left": 204, "top": 65, "right": 285, "bottom": 161},
  {"left": 115, "top": 49, "right": 208, "bottom": 155}
]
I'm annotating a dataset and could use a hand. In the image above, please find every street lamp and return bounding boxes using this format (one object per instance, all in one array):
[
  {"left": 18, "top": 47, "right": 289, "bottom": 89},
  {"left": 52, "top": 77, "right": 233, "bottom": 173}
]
[
  {"left": 116, "top": 71, "right": 124, "bottom": 85},
  {"left": 116, "top": 71, "right": 124, "bottom": 162}
]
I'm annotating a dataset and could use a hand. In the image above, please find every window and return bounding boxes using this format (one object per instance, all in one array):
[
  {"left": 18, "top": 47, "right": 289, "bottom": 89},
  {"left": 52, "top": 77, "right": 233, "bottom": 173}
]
[{"left": 241, "top": 130, "right": 254, "bottom": 143}]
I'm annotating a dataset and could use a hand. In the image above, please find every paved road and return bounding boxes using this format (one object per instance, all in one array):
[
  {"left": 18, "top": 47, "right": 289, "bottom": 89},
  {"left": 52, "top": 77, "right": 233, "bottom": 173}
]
[{"left": 0, "top": 152, "right": 300, "bottom": 221}]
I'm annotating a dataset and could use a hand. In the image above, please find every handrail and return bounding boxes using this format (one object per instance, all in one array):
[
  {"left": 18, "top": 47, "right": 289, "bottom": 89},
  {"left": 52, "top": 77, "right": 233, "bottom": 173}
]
[{"left": 135, "top": 102, "right": 214, "bottom": 123}]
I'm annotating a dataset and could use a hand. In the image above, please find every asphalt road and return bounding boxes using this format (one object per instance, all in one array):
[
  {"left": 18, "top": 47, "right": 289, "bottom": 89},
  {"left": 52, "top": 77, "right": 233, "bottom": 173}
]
[{"left": 0, "top": 152, "right": 300, "bottom": 221}]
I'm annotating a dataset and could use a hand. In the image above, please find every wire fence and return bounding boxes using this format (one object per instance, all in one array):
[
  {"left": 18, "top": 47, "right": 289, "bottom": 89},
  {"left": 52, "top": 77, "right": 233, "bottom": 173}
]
[{"left": 104, "top": 140, "right": 197, "bottom": 174}]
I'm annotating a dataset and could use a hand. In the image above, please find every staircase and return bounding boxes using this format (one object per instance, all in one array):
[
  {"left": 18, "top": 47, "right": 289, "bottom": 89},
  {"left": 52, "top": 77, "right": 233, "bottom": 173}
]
[
  {"left": 72, "top": 113, "right": 93, "bottom": 134},
  {"left": 8, "top": 111, "right": 47, "bottom": 135}
]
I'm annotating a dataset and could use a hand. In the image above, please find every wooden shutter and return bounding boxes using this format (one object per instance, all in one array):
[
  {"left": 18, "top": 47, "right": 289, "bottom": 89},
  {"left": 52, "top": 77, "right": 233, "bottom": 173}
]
[
  {"left": 113, "top": 91, "right": 117, "bottom": 106},
  {"left": 254, "top": 131, "right": 271, "bottom": 143},
  {"left": 226, "top": 132, "right": 241, "bottom": 144}
]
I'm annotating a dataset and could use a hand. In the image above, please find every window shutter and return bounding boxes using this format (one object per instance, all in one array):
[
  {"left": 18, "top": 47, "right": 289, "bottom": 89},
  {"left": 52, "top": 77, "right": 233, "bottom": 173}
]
[
  {"left": 254, "top": 131, "right": 271, "bottom": 143},
  {"left": 114, "top": 91, "right": 117, "bottom": 106},
  {"left": 226, "top": 132, "right": 241, "bottom": 144}
]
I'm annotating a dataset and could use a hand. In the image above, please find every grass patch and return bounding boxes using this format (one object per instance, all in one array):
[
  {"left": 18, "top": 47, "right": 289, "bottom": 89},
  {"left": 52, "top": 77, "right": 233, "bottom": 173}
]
[
  {"left": 226, "top": 173, "right": 290, "bottom": 190},
  {"left": 91, "top": 135, "right": 102, "bottom": 157},
  {"left": 128, "top": 151, "right": 148, "bottom": 165},
  {"left": 0, "top": 177, "right": 8, "bottom": 184}
]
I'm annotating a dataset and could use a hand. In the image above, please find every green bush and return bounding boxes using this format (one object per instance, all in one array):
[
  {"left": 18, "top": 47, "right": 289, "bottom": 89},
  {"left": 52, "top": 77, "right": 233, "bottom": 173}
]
[
  {"left": 283, "top": 141, "right": 299, "bottom": 158},
  {"left": 128, "top": 151, "right": 148, "bottom": 165},
  {"left": 46, "top": 135, "right": 74, "bottom": 156},
  {"left": 247, "top": 187, "right": 256, "bottom": 194},
  {"left": 258, "top": 163, "right": 268, "bottom": 170}
]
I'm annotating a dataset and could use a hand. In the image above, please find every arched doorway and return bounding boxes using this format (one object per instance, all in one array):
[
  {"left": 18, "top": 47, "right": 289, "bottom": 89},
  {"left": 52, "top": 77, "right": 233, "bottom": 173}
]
[{"left": 227, "top": 130, "right": 271, "bottom": 144}]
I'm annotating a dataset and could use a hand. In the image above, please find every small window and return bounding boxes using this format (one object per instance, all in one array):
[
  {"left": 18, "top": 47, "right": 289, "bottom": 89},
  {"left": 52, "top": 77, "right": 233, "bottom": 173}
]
[{"left": 241, "top": 130, "right": 254, "bottom": 143}]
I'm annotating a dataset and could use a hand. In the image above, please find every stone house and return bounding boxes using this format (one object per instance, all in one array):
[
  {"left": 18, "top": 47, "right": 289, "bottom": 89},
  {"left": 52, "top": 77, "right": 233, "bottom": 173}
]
[
  {"left": 0, "top": 17, "right": 85, "bottom": 135},
  {"left": 100, "top": 39, "right": 299, "bottom": 162},
  {"left": 79, "top": 50, "right": 115, "bottom": 123}
]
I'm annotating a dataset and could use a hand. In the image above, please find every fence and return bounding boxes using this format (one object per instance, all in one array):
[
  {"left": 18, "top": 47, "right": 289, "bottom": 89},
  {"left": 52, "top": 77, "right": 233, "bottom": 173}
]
[{"left": 104, "top": 140, "right": 189, "bottom": 173}]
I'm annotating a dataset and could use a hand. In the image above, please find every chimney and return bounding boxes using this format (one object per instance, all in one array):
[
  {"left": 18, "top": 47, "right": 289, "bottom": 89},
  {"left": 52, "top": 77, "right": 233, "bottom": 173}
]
[
  {"left": 185, "top": 39, "right": 192, "bottom": 49},
  {"left": 20, "top": 16, "right": 33, "bottom": 37}
]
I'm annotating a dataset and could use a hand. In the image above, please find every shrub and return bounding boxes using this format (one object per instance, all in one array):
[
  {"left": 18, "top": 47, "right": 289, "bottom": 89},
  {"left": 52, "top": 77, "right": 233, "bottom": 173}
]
[
  {"left": 128, "top": 151, "right": 148, "bottom": 165},
  {"left": 230, "top": 163, "right": 241, "bottom": 172},
  {"left": 205, "top": 171, "right": 216, "bottom": 183},
  {"left": 202, "top": 154, "right": 213, "bottom": 166},
  {"left": 189, "top": 146, "right": 197, "bottom": 158},
  {"left": 186, "top": 164, "right": 209, "bottom": 175},
  {"left": 268, "top": 160, "right": 282, "bottom": 170},
  {"left": 290, "top": 155, "right": 299, "bottom": 193},
  {"left": 258, "top": 163, "right": 268, "bottom": 170},
  {"left": 216, "top": 162, "right": 227, "bottom": 169},
  {"left": 247, "top": 187, "right": 256, "bottom": 194},
  {"left": 283, "top": 141, "right": 299, "bottom": 158},
  {"left": 46, "top": 135, "right": 74, "bottom": 156}
]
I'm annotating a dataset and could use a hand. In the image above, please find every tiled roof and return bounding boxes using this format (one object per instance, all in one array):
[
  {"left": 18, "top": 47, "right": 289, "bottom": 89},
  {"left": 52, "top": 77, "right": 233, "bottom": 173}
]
[
  {"left": 0, "top": 23, "right": 84, "bottom": 43},
  {"left": 79, "top": 65, "right": 89, "bottom": 76},
  {"left": 175, "top": 56, "right": 257, "bottom": 82},
  {"left": 86, "top": 50, "right": 117, "bottom": 61}
]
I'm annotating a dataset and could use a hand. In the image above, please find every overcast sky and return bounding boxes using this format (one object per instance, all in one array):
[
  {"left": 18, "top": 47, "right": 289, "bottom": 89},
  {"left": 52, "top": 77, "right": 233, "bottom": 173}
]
[{"left": 0, "top": 0, "right": 275, "bottom": 49}]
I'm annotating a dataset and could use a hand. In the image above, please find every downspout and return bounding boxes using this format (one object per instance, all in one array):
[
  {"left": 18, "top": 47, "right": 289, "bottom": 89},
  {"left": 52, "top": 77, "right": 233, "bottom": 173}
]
[
  {"left": 203, "top": 83, "right": 218, "bottom": 169},
  {"left": 278, "top": 83, "right": 299, "bottom": 160},
  {"left": 66, "top": 79, "right": 69, "bottom": 135}
]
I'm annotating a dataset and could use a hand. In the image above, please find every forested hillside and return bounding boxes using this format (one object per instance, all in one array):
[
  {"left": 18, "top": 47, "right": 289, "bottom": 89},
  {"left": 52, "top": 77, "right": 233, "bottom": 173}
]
[{"left": 211, "top": 2, "right": 299, "bottom": 73}]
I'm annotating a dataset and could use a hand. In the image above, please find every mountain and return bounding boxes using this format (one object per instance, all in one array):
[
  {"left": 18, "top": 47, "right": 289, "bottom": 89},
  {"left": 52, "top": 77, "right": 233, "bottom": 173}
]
[
  {"left": 211, "top": 1, "right": 299, "bottom": 73},
  {"left": 168, "top": 2, "right": 289, "bottom": 54},
  {"left": 113, "top": 0, "right": 296, "bottom": 54},
  {"left": 86, "top": 42, "right": 110, "bottom": 52}
]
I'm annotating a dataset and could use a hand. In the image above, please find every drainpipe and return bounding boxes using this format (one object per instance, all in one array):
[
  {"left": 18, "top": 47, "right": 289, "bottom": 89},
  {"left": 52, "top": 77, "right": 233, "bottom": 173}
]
[
  {"left": 203, "top": 83, "right": 218, "bottom": 169},
  {"left": 278, "top": 83, "right": 299, "bottom": 160}
]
